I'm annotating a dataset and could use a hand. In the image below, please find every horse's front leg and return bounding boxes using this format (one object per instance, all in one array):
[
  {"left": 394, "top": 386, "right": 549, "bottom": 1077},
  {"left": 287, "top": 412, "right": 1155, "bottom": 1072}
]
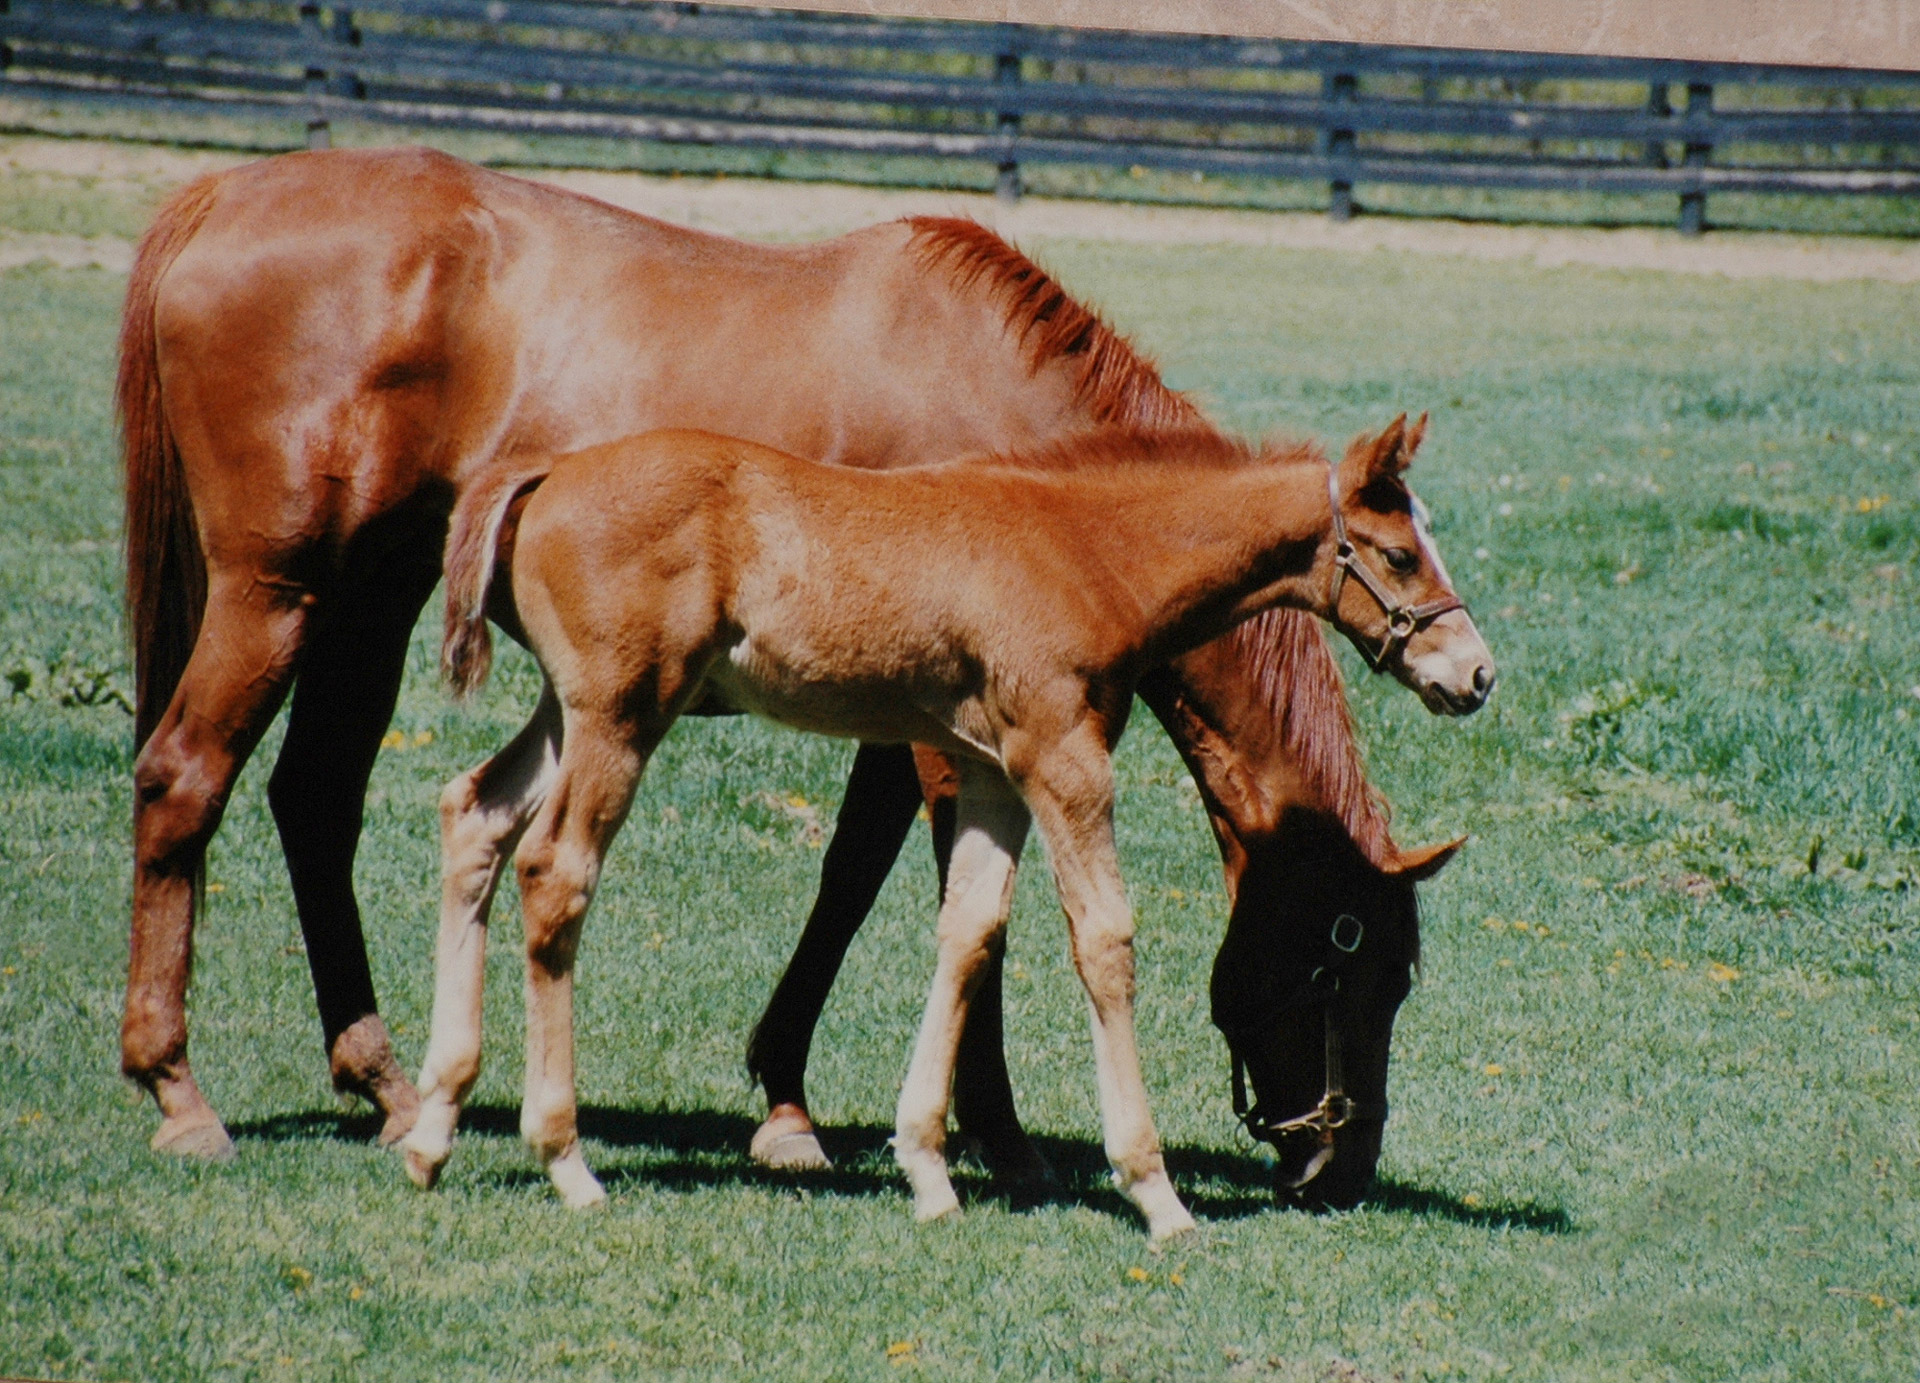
[
  {"left": 404, "top": 686, "right": 562, "bottom": 1190},
  {"left": 513, "top": 707, "right": 651, "bottom": 1209},
  {"left": 1019, "top": 725, "right": 1196, "bottom": 1241},
  {"left": 893, "top": 760, "right": 1030, "bottom": 1223}
]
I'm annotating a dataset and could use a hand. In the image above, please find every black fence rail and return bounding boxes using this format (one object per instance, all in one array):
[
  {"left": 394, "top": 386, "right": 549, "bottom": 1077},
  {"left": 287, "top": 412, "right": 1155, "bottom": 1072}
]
[{"left": 5, "top": 0, "right": 1920, "bottom": 231}]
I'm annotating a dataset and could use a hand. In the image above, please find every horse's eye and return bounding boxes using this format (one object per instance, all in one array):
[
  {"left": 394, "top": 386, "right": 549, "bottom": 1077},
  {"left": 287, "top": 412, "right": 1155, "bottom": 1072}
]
[{"left": 1383, "top": 547, "right": 1418, "bottom": 574}]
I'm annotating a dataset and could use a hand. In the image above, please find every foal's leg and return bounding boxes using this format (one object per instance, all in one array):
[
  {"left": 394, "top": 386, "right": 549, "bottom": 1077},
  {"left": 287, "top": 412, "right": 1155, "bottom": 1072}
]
[
  {"left": 924, "top": 748, "right": 1050, "bottom": 1188},
  {"left": 267, "top": 552, "right": 438, "bottom": 1144},
  {"left": 1019, "top": 728, "right": 1196, "bottom": 1241},
  {"left": 893, "top": 761, "right": 1030, "bottom": 1223},
  {"left": 514, "top": 709, "right": 652, "bottom": 1208},
  {"left": 746, "top": 742, "right": 923, "bottom": 1171},
  {"left": 124, "top": 573, "right": 311, "bottom": 1158},
  {"left": 402, "top": 686, "right": 562, "bottom": 1190}
]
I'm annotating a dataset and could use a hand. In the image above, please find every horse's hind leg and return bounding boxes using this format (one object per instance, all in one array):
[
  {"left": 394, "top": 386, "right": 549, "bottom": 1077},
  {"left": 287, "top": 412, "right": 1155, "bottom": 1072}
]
[
  {"left": 403, "top": 685, "right": 562, "bottom": 1191},
  {"left": 746, "top": 741, "right": 922, "bottom": 1171},
  {"left": 893, "top": 760, "right": 1030, "bottom": 1223},
  {"left": 126, "top": 574, "right": 311, "bottom": 1159},
  {"left": 265, "top": 554, "right": 437, "bottom": 1144}
]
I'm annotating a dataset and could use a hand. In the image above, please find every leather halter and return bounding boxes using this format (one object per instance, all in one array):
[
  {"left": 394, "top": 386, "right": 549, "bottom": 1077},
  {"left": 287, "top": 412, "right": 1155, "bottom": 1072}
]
[
  {"left": 1225, "top": 911, "right": 1388, "bottom": 1185},
  {"left": 1325, "top": 464, "right": 1468, "bottom": 674}
]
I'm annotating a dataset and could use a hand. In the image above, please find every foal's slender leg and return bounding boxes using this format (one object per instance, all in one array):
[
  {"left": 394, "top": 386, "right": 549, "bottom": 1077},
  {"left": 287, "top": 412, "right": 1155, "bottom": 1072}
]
[
  {"left": 1019, "top": 728, "right": 1195, "bottom": 1241},
  {"left": 402, "top": 686, "right": 563, "bottom": 1190},
  {"left": 125, "top": 574, "right": 311, "bottom": 1159},
  {"left": 514, "top": 710, "right": 653, "bottom": 1208},
  {"left": 923, "top": 747, "right": 1050, "bottom": 1188},
  {"left": 746, "top": 742, "right": 923, "bottom": 1171},
  {"left": 893, "top": 761, "right": 1030, "bottom": 1223},
  {"left": 267, "top": 554, "right": 438, "bottom": 1144}
]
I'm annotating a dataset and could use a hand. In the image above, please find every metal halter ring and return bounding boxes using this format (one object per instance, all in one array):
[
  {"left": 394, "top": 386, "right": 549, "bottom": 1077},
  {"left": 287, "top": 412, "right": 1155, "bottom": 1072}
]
[{"left": 1331, "top": 913, "right": 1364, "bottom": 953}]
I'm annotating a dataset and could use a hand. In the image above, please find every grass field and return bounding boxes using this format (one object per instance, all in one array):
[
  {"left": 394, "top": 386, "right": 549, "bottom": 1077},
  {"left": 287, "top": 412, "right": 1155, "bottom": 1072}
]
[{"left": 2, "top": 157, "right": 1918, "bottom": 1381}]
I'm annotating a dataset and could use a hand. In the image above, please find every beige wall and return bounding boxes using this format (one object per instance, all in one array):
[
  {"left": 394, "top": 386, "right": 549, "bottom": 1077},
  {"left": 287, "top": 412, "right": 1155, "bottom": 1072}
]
[{"left": 716, "top": 2, "right": 1920, "bottom": 73}]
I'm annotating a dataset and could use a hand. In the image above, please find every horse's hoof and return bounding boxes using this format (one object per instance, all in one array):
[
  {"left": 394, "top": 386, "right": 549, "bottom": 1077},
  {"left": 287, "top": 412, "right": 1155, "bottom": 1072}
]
[
  {"left": 750, "top": 1127, "right": 833, "bottom": 1172},
  {"left": 151, "top": 1113, "right": 235, "bottom": 1162},
  {"left": 330, "top": 1016, "right": 421, "bottom": 1144},
  {"left": 401, "top": 1142, "right": 444, "bottom": 1190},
  {"left": 1148, "top": 1208, "right": 1198, "bottom": 1242},
  {"left": 913, "top": 1187, "right": 962, "bottom": 1224},
  {"left": 961, "top": 1134, "right": 1056, "bottom": 1191},
  {"left": 548, "top": 1148, "right": 607, "bottom": 1209},
  {"left": 374, "top": 1083, "right": 422, "bottom": 1147}
]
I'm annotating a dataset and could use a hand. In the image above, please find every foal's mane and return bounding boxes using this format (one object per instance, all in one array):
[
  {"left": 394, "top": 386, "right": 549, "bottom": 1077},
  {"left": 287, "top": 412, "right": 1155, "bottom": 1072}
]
[
  {"left": 905, "top": 217, "right": 1397, "bottom": 869},
  {"left": 906, "top": 218, "right": 1201, "bottom": 431},
  {"left": 976, "top": 425, "right": 1323, "bottom": 476}
]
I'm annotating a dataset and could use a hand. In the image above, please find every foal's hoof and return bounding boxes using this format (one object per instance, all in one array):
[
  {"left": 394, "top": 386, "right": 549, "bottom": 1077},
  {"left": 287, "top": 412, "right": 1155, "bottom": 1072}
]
[
  {"left": 750, "top": 1106, "right": 833, "bottom": 1171},
  {"left": 548, "top": 1153, "right": 608, "bottom": 1210},
  {"left": 402, "top": 1143, "right": 444, "bottom": 1191},
  {"left": 151, "top": 1112, "right": 236, "bottom": 1163}
]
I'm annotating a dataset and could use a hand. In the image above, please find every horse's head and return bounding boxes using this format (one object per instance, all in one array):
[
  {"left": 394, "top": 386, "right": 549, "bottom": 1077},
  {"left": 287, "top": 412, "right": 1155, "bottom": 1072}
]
[
  {"left": 1329, "top": 415, "right": 1494, "bottom": 715},
  {"left": 1209, "top": 807, "right": 1461, "bottom": 1209}
]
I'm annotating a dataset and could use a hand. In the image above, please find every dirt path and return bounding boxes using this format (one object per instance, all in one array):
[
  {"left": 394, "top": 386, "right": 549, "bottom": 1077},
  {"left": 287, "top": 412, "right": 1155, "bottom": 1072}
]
[{"left": 5, "top": 133, "right": 1919, "bottom": 282}]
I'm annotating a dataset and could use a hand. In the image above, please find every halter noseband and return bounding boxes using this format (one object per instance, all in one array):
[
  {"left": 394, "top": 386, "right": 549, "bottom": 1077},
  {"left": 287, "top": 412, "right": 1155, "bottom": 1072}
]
[
  {"left": 1325, "top": 464, "right": 1467, "bottom": 674},
  {"left": 1224, "top": 911, "right": 1389, "bottom": 1186}
]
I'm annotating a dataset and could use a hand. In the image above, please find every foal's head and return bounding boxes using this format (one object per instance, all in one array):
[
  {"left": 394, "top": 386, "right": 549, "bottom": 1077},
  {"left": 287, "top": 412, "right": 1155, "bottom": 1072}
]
[
  {"left": 1327, "top": 416, "right": 1494, "bottom": 715},
  {"left": 1209, "top": 807, "right": 1460, "bottom": 1209}
]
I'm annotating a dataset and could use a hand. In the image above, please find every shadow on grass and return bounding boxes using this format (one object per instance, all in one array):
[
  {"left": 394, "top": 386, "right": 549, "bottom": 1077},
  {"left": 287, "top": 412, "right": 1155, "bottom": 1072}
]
[{"left": 231, "top": 1101, "right": 1570, "bottom": 1232}]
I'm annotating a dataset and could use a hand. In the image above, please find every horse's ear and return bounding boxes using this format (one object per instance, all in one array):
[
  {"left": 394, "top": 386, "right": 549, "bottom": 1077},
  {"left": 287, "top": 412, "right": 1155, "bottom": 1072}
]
[
  {"left": 1386, "top": 835, "right": 1466, "bottom": 882},
  {"left": 1403, "top": 411, "right": 1429, "bottom": 463},
  {"left": 1341, "top": 413, "right": 1412, "bottom": 488}
]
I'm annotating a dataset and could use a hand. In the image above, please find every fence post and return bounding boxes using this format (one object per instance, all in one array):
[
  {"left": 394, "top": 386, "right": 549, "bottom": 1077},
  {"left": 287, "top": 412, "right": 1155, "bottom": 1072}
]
[
  {"left": 299, "top": 3, "right": 331, "bottom": 149},
  {"left": 1644, "top": 82, "right": 1670, "bottom": 168},
  {"left": 994, "top": 44, "right": 1022, "bottom": 203},
  {"left": 1679, "top": 80, "right": 1713, "bottom": 235},
  {"left": 1322, "top": 70, "right": 1357, "bottom": 221}
]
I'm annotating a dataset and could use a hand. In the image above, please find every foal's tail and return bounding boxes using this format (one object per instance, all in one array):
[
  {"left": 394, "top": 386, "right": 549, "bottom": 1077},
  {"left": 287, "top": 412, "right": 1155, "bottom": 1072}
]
[
  {"left": 119, "top": 173, "right": 223, "bottom": 751},
  {"left": 442, "top": 455, "right": 555, "bottom": 699}
]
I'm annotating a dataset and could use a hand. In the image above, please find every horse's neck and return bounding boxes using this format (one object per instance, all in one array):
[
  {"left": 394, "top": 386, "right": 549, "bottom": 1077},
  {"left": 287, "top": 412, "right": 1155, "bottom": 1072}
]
[{"left": 1059, "top": 462, "right": 1333, "bottom": 663}]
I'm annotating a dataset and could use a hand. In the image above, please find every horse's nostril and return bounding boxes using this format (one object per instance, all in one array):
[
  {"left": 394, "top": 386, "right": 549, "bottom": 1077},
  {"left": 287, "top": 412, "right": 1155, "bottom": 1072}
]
[{"left": 1472, "top": 664, "right": 1493, "bottom": 696}]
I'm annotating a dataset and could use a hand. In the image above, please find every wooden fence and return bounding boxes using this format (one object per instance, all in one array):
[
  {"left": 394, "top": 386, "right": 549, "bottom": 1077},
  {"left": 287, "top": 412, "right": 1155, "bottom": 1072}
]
[{"left": 4, "top": 0, "right": 1920, "bottom": 231}]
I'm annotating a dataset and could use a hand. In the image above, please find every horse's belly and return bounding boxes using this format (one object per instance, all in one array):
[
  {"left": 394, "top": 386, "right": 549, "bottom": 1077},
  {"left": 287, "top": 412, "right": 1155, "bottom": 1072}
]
[{"left": 706, "top": 644, "right": 964, "bottom": 750}]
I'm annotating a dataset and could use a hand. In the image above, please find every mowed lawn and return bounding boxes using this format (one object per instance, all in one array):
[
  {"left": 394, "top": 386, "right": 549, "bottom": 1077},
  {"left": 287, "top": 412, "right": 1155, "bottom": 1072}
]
[{"left": 2, "top": 175, "right": 1917, "bottom": 1382}]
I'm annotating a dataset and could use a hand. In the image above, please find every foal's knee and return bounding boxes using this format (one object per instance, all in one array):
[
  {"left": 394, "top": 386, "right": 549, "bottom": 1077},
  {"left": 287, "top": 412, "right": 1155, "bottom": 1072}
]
[
  {"left": 516, "top": 849, "right": 594, "bottom": 969},
  {"left": 1072, "top": 920, "right": 1137, "bottom": 1010}
]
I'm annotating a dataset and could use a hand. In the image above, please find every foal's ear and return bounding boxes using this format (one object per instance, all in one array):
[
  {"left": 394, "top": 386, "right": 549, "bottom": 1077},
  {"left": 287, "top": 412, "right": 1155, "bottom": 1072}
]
[
  {"left": 1341, "top": 412, "right": 1426, "bottom": 487},
  {"left": 1385, "top": 834, "right": 1466, "bottom": 882}
]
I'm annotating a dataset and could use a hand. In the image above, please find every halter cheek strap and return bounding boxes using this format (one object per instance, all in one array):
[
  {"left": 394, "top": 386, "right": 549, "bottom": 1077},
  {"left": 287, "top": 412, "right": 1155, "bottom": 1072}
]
[
  {"left": 1225, "top": 913, "right": 1389, "bottom": 1171},
  {"left": 1325, "top": 464, "right": 1468, "bottom": 675}
]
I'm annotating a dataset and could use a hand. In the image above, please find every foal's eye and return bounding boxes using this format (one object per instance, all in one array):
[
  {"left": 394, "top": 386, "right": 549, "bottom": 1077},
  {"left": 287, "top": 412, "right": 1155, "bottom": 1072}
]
[{"left": 1383, "top": 547, "right": 1418, "bottom": 574}]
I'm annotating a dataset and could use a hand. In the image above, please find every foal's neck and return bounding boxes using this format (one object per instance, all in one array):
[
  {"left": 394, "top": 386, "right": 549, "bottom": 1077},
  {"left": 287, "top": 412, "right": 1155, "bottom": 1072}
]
[{"left": 1066, "top": 458, "right": 1334, "bottom": 666}]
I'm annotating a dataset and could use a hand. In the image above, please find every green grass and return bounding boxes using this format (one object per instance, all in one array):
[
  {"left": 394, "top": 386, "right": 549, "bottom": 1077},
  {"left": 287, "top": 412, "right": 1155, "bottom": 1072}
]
[{"left": 2, "top": 179, "right": 1918, "bottom": 1381}]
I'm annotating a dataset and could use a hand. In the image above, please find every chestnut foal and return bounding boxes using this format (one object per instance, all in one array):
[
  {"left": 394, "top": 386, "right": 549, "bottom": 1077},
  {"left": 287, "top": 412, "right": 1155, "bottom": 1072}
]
[{"left": 402, "top": 417, "right": 1490, "bottom": 1239}]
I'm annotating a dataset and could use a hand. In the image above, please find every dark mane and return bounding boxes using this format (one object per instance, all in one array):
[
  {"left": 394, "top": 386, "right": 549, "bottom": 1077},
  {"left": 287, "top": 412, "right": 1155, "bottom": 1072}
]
[
  {"left": 1229, "top": 609, "right": 1397, "bottom": 867},
  {"left": 905, "top": 217, "right": 1201, "bottom": 431},
  {"left": 906, "top": 217, "right": 1397, "bottom": 870}
]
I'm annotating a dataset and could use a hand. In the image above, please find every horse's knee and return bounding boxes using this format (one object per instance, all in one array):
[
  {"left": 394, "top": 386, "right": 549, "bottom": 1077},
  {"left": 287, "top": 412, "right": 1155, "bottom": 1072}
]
[
  {"left": 1072, "top": 922, "right": 1137, "bottom": 1007},
  {"left": 517, "top": 851, "right": 592, "bottom": 968},
  {"left": 132, "top": 740, "right": 225, "bottom": 874}
]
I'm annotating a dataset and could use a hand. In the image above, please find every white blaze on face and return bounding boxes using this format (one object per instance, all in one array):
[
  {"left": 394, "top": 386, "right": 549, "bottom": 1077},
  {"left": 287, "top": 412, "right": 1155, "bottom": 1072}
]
[{"left": 1409, "top": 492, "right": 1455, "bottom": 590}]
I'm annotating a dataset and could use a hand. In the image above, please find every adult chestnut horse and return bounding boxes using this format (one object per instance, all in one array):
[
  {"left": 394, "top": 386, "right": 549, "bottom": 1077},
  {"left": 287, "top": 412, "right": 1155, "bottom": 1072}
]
[
  {"left": 401, "top": 420, "right": 1489, "bottom": 1238},
  {"left": 119, "top": 148, "right": 1482, "bottom": 1176}
]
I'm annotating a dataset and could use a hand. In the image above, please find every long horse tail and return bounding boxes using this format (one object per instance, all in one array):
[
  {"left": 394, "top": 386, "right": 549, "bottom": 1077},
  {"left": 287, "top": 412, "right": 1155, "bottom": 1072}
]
[
  {"left": 442, "top": 455, "right": 554, "bottom": 699},
  {"left": 119, "top": 173, "right": 223, "bottom": 751}
]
